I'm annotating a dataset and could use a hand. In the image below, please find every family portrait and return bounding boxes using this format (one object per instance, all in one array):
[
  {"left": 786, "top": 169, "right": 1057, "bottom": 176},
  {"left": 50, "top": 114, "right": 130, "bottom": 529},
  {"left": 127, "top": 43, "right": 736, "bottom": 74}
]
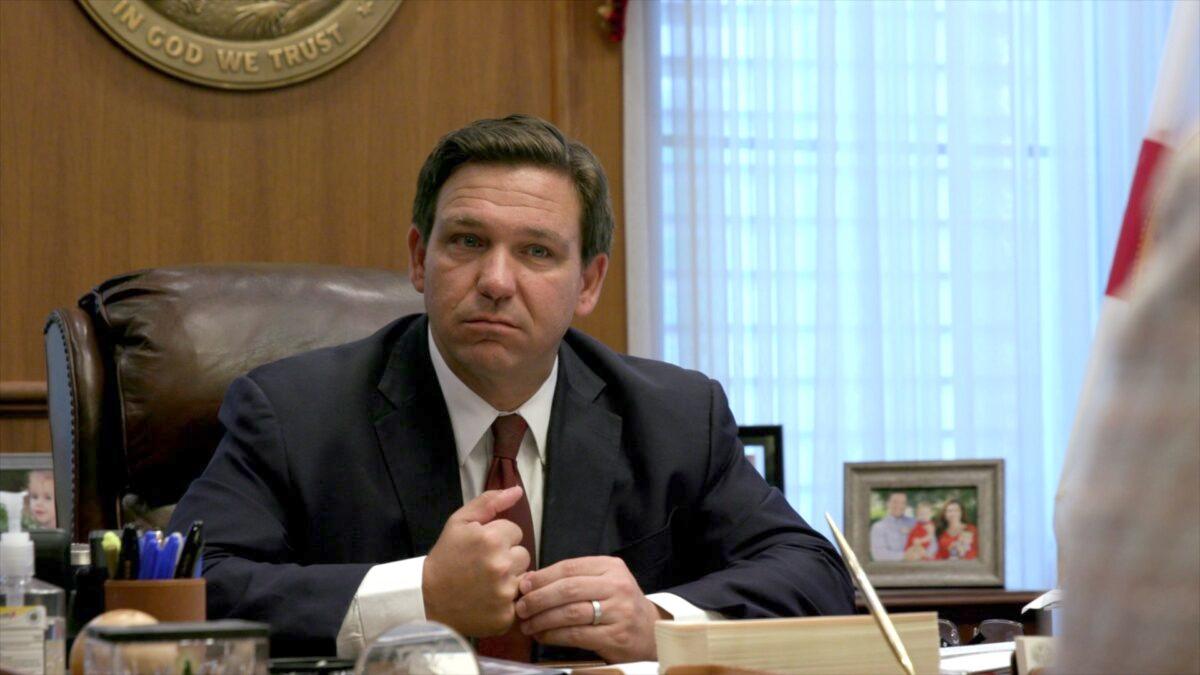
[
  {"left": 867, "top": 487, "right": 979, "bottom": 563},
  {"left": 845, "top": 459, "right": 1003, "bottom": 587}
]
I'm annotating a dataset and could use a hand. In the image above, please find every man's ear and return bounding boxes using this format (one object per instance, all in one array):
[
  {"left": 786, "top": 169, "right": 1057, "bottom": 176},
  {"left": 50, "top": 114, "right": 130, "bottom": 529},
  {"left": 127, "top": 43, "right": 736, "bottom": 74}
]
[
  {"left": 574, "top": 253, "right": 609, "bottom": 317},
  {"left": 407, "top": 226, "right": 427, "bottom": 293}
]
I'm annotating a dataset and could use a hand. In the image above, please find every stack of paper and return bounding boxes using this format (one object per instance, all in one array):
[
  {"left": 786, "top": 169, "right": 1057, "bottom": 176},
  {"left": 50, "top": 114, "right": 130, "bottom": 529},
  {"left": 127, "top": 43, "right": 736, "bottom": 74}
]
[{"left": 938, "top": 642, "right": 1014, "bottom": 675}]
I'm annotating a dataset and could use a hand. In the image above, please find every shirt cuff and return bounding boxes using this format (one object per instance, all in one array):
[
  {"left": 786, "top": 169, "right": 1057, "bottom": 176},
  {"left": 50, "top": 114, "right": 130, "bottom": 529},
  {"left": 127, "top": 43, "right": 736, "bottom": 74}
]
[
  {"left": 646, "top": 592, "right": 726, "bottom": 622},
  {"left": 336, "top": 556, "right": 428, "bottom": 658}
]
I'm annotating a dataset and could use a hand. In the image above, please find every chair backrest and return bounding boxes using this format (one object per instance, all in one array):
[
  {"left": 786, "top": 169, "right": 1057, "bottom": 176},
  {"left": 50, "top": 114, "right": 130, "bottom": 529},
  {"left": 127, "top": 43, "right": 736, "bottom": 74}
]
[{"left": 44, "top": 264, "right": 425, "bottom": 540}]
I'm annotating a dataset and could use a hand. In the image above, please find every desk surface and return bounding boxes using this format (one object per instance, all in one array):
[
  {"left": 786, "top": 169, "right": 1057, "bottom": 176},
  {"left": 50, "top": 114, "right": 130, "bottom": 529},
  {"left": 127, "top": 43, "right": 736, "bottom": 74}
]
[{"left": 855, "top": 588, "right": 1051, "bottom": 637}]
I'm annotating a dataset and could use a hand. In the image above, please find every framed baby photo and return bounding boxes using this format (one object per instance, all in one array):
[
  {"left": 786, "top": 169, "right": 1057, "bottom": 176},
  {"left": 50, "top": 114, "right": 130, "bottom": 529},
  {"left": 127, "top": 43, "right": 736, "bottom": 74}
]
[
  {"left": 0, "top": 453, "right": 57, "bottom": 531},
  {"left": 843, "top": 459, "right": 1004, "bottom": 588}
]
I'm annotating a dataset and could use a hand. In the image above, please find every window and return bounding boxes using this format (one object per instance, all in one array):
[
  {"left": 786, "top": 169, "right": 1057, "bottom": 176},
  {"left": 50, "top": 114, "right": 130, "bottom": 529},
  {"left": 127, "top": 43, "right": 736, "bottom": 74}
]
[{"left": 626, "top": 0, "right": 1174, "bottom": 589}]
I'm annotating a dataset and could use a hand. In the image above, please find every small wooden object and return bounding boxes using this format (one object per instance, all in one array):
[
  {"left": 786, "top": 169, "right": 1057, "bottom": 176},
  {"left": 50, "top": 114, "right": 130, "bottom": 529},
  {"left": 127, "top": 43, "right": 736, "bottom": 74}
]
[
  {"left": 655, "top": 612, "right": 939, "bottom": 675},
  {"left": 104, "top": 579, "right": 206, "bottom": 622}
]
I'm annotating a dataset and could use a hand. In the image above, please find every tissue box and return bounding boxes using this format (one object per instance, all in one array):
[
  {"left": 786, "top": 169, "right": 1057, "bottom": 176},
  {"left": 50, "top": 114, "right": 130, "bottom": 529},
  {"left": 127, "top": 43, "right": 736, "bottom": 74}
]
[{"left": 84, "top": 620, "right": 268, "bottom": 674}]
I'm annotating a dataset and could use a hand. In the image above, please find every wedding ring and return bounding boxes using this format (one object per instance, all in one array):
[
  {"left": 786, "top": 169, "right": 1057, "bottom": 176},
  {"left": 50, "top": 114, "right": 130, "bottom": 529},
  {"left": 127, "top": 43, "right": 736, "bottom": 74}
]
[{"left": 591, "top": 599, "right": 602, "bottom": 626}]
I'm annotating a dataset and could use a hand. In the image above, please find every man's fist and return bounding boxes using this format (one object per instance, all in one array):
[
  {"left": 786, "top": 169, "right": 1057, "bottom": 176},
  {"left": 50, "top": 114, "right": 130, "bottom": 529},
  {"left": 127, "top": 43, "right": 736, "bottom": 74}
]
[{"left": 422, "top": 487, "right": 532, "bottom": 637}]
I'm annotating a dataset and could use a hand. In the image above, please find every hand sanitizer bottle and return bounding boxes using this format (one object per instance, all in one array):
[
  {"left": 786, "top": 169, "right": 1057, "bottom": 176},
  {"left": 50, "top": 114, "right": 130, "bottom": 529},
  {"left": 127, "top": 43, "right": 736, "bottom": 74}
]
[{"left": 0, "top": 490, "right": 66, "bottom": 675}]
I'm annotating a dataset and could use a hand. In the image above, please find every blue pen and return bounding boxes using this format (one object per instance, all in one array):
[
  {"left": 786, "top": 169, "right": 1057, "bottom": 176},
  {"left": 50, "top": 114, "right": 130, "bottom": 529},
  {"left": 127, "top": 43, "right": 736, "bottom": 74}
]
[
  {"left": 138, "top": 531, "right": 160, "bottom": 580},
  {"left": 155, "top": 533, "right": 183, "bottom": 580}
]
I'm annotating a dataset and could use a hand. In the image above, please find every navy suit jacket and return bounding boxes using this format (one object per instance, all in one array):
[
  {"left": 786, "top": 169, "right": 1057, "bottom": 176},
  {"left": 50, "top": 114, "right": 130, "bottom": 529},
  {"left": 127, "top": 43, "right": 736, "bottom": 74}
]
[{"left": 168, "top": 314, "right": 855, "bottom": 656}]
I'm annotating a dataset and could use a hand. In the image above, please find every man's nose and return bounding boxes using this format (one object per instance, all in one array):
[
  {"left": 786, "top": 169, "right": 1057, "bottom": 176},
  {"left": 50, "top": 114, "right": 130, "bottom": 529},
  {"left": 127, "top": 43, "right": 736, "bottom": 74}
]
[{"left": 476, "top": 248, "right": 516, "bottom": 301}]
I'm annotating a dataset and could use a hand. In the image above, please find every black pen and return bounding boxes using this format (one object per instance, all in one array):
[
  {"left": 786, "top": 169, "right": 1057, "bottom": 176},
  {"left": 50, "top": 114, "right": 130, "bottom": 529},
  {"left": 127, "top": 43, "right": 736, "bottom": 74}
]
[
  {"left": 88, "top": 531, "right": 107, "bottom": 573},
  {"left": 173, "top": 520, "right": 204, "bottom": 579},
  {"left": 117, "top": 524, "right": 140, "bottom": 580}
]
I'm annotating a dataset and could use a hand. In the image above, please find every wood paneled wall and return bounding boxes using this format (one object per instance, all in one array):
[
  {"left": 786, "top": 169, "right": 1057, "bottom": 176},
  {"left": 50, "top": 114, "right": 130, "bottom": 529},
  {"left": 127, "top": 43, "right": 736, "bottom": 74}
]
[{"left": 0, "top": 0, "right": 626, "bottom": 454}]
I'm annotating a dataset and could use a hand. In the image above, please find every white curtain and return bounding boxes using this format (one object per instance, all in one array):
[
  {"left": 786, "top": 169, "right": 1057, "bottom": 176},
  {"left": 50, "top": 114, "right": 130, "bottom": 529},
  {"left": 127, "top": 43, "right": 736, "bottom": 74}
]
[{"left": 624, "top": 0, "right": 1175, "bottom": 590}]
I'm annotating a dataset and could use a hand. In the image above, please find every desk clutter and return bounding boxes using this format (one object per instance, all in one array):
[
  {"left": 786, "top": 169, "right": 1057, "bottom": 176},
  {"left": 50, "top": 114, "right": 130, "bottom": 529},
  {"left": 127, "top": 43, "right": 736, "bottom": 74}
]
[
  {"left": 4, "top": 523, "right": 1056, "bottom": 674},
  {"left": 77, "top": 523, "right": 209, "bottom": 626},
  {"left": 0, "top": 522, "right": 208, "bottom": 674}
]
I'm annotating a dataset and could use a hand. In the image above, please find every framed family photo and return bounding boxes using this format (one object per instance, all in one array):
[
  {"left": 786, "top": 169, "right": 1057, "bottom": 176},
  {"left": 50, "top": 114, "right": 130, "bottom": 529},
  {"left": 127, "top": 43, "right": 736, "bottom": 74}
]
[
  {"left": 844, "top": 459, "right": 1004, "bottom": 588},
  {"left": 0, "top": 453, "right": 57, "bottom": 531}
]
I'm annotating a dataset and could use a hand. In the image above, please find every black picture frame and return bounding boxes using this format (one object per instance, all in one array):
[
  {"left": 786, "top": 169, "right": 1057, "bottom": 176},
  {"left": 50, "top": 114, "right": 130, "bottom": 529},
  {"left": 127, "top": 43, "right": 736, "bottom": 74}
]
[{"left": 738, "top": 425, "right": 784, "bottom": 491}]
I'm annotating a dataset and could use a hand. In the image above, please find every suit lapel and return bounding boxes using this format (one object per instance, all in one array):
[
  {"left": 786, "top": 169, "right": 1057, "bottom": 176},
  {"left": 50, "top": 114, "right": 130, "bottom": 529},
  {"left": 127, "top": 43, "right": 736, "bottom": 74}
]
[
  {"left": 540, "top": 342, "right": 622, "bottom": 568},
  {"left": 371, "top": 317, "right": 463, "bottom": 556}
]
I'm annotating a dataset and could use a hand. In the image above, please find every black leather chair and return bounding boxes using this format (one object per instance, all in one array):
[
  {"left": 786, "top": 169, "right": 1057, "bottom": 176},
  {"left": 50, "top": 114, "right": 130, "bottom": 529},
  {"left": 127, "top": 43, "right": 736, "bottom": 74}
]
[{"left": 43, "top": 264, "right": 425, "bottom": 541}]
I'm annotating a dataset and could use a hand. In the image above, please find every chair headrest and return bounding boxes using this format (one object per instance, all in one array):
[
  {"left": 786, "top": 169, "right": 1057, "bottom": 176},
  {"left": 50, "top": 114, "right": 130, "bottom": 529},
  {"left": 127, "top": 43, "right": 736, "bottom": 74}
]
[{"left": 82, "top": 264, "right": 424, "bottom": 507}]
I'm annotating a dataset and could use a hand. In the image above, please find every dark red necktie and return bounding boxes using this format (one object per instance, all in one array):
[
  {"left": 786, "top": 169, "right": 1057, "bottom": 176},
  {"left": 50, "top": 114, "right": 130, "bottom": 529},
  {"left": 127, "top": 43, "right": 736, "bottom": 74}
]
[{"left": 476, "top": 414, "right": 536, "bottom": 662}]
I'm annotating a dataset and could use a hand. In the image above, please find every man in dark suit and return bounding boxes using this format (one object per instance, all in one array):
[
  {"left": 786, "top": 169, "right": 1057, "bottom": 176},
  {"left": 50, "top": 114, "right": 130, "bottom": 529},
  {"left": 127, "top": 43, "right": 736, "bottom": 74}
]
[{"left": 168, "top": 115, "right": 855, "bottom": 661}]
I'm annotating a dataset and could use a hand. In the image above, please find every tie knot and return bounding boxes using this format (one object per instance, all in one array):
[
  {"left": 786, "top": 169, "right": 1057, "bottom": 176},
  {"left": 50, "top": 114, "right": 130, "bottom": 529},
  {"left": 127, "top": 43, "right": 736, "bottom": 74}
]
[{"left": 491, "top": 414, "right": 528, "bottom": 460}]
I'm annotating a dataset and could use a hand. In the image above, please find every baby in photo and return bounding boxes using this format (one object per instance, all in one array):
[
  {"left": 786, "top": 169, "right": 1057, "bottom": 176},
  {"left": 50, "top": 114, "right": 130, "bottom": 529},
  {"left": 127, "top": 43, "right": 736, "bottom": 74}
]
[
  {"left": 24, "top": 469, "right": 55, "bottom": 529},
  {"left": 904, "top": 500, "right": 937, "bottom": 561}
]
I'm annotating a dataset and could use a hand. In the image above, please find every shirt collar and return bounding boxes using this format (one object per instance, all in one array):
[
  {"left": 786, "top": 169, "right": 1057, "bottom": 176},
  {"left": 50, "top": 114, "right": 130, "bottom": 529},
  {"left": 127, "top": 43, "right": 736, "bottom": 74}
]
[{"left": 428, "top": 327, "right": 556, "bottom": 468}]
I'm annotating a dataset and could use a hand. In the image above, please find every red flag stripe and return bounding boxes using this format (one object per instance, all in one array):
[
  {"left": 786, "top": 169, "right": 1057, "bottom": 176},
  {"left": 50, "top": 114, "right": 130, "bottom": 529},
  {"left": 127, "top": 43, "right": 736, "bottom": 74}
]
[{"left": 1106, "top": 138, "right": 1170, "bottom": 298}]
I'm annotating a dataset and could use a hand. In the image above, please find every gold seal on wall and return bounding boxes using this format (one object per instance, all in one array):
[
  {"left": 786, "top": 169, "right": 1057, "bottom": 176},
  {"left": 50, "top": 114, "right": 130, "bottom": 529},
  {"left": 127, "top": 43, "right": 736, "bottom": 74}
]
[{"left": 80, "top": 0, "right": 401, "bottom": 90}]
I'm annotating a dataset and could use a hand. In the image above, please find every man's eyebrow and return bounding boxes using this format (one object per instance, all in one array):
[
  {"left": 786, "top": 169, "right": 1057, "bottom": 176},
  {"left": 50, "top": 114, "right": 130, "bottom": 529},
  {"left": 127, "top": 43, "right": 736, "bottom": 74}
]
[
  {"left": 440, "top": 216, "right": 485, "bottom": 229},
  {"left": 516, "top": 226, "right": 570, "bottom": 248}
]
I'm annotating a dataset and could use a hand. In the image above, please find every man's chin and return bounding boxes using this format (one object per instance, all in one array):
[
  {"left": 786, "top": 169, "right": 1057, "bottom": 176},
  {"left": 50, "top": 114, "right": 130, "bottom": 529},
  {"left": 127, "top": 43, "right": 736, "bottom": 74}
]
[{"left": 453, "top": 341, "right": 522, "bottom": 373}]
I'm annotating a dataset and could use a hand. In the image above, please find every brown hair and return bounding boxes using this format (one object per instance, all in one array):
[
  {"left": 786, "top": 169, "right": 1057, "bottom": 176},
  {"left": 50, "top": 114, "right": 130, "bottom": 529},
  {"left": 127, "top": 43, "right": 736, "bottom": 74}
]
[
  {"left": 411, "top": 114, "right": 614, "bottom": 261},
  {"left": 938, "top": 499, "right": 967, "bottom": 529}
]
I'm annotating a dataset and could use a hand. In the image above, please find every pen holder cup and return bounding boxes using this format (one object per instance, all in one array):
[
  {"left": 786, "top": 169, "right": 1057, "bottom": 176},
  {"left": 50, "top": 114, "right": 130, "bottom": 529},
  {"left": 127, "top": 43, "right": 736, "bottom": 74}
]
[{"left": 104, "top": 578, "right": 206, "bottom": 622}]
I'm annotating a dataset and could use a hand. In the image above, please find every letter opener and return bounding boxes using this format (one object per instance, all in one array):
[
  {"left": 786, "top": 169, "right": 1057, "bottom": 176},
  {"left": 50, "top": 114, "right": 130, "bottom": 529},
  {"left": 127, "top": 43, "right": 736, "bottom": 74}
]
[{"left": 826, "top": 512, "right": 914, "bottom": 675}]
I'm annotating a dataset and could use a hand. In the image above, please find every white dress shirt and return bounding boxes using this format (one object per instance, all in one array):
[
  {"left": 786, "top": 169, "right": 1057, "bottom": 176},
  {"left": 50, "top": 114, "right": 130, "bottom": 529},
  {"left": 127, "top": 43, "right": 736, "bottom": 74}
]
[{"left": 336, "top": 330, "right": 721, "bottom": 657}]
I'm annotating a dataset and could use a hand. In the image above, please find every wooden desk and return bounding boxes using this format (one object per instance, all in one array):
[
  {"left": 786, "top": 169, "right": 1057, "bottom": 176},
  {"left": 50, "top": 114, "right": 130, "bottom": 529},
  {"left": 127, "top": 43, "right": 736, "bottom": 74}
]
[{"left": 856, "top": 588, "right": 1050, "bottom": 640}]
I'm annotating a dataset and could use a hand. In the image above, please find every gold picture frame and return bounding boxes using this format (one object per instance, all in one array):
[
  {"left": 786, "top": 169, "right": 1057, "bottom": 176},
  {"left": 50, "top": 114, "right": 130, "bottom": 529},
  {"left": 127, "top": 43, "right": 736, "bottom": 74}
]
[{"left": 844, "top": 460, "right": 1004, "bottom": 588}]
